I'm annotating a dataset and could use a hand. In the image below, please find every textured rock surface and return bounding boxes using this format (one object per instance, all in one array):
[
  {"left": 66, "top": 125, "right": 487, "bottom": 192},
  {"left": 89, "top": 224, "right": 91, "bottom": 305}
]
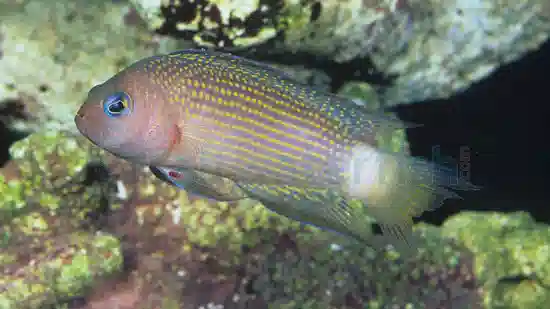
[
  {"left": 129, "top": 0, "right": 550, "bottom": 105},
  {"left": 375, "top": 0, "right": 550, "bottom": 106},
  {"left": 129, "top": 0, "right": 409, "bottom": 61},
  {"left": 0, "top": 232, "right": 122, "bottom": 308},
  {"left": 0, "top": 131, "right": 480, "bottom": 309},
  {"left": 0, "top": 0, "right": 336, "bottom": 134},
  {"left": 1, "top": 0, "right": 549, "bottom": 308},
  {"left": 2, "top": 0, "right": 548, "bottom": 133},
  {"left": 0, "top": 132, "right": 124, "bottom": 308},
  {"left": 442, "top": 211, "right": 550, "bottom": 309},
  {"left": 0, "top": 0, "right": 181, "bottom": 133}
]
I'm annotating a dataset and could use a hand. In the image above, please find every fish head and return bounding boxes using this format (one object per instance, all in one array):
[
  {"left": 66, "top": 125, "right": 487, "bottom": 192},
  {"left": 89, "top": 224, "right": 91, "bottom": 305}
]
[{"left": 75, "top": 59, "right": 179, "bottom": 164}]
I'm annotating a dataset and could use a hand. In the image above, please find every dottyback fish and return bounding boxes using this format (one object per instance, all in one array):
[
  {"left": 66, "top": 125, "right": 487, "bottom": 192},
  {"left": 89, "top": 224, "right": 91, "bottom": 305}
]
[{"left": 75, "top": 49, "right": 478, "bottom": 252}]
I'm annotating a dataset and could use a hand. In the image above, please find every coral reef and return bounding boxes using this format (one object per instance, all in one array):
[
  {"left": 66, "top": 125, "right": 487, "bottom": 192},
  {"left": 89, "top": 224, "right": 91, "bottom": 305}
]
[
  {"left": 0, "top": 0, "right": 334, "bottom": 135},
  {"left": 0, "top": 132, "right": 124, "bottom": 308},
  {"left": 3, "top": 133, "right": 547, "bottom": 308},
  {"left": 1, "top": 0, "right": 549, "bottom": 308},
  {"left": 442, "top": 211, "right": 550, "bottom": 309},
  {"left": 374, "top": 0, "right": 550, "bottom": 105},
  {"left": 0, "top": 0, "right": 181, "bottom": 133},
  {"left": 0, "top": 129, "right": 481, "bottom": 308},
  {"left": 129, "top": 0, "right": 550, "bottom": 105}
]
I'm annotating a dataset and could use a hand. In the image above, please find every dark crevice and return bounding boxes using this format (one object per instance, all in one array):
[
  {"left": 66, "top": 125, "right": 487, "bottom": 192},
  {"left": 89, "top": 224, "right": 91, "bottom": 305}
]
[
  {"left": 79, "top": 162, "right": 116, "bottom": 228},
  {"left": 80, "top": 161, "right": 112, "bottom": 186},
  {"left": 0, "top": 99, "right": 31, "bottom": 167},
  {"left": 235, "top": 48, "right": 394, "bottom": 90},
  {"left": 391, "top": 38, "right": 550, "bottom": 225},
  {"left": 497, "top": 274, "right": 536, "bottom": 284},
  {"left": 497, "top": 273, "right": 550, "bottom": 289}
]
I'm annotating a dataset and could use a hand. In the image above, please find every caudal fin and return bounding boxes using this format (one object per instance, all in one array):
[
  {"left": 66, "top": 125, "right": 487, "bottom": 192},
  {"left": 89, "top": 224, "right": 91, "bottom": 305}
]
[{"left": 346, "top": 144, "right": 479, "bottom": 255}]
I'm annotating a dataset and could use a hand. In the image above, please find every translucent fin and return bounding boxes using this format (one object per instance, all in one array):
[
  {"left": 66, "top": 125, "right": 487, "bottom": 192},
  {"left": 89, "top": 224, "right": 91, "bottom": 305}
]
[
  {"left": 214, "top": 50, "right": 300, "bottom": 82},
  {"left": 150, "top": 166, "right": 248, "bottom": 201},
  {"left": 324, "top": 92, "right": 422, "bottom": 130},
  {"left": 237, "top": 184, "right": 383, "bottom": 248},
  {"left": 306, "top": 91, "right": 421, "bottom": 146},
  {"left": 150, "top": 166, "right": 190, "bottom": 190},
  {"left": 347, "top": 144, "right": 480, "bottom": 253}
]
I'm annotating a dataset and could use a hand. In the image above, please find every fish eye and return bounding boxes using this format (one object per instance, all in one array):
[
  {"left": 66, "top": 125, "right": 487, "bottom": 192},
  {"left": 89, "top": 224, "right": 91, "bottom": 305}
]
[{"left": 103, "top": 92, "right": 132, "bottom": 118}]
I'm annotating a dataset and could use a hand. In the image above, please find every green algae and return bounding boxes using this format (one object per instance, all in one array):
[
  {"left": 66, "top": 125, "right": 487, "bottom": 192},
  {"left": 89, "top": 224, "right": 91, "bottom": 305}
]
[
  {"left": 491, "top": 279, "right": 550, "bottom": 309},
  {"left": 184, "top": 198, "right": 304, "bottom": 249},
  {"left": 0, "top": 233, "right": 122, "bottom": 309},
  {"left": 442, "top": 211, "right": 550, "bottom": 309},
  {"left": 0, "top": 0, "right": 181, "bottom": 133},
  {"left": 2, "top": 132, "right": 93, "bottom": 217},
  {"left": 0, "top": 132, "right": 124, "bottom": 309},
  {"left": 251, "top": 223, "right": 481, "bottom": 308},
  {"left": 1, "top": 130, "right": 484, "bottom": 308}
]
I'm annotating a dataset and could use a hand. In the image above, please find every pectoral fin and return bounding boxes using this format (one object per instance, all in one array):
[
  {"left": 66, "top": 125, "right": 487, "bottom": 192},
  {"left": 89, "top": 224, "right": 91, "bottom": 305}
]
[{"left": 150, "top": 166, "right": 248, "bottom": 201}]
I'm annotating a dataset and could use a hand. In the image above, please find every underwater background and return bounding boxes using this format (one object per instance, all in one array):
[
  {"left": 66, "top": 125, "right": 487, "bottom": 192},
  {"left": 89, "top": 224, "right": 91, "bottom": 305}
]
[{"left": 0, "top": 0, "right": 549, "bottom": 308}]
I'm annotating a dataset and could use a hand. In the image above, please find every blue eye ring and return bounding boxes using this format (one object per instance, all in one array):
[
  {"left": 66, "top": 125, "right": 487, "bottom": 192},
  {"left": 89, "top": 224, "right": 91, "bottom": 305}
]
[{"left": 103, "top": 91, "right": 132, "bottom": 118}]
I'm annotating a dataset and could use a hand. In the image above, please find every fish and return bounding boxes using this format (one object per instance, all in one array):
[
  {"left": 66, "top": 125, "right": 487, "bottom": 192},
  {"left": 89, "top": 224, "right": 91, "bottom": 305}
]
[{"left": 74, "top": 48, "right": 479, "bottom": 252}]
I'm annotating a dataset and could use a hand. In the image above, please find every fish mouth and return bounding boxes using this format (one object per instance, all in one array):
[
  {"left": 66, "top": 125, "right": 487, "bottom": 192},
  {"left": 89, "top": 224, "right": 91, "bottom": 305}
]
[
  {"left": 74, "top": 110, "right": 88, "bottom": 136},
  {"left": 74, "top": 108, "right": 100, "bottom": 147}
]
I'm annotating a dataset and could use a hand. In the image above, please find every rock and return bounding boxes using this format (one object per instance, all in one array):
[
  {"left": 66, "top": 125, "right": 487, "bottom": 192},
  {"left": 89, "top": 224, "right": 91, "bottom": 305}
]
[
  {"left": 442, "top": 211, "right": 550, "bottom": 309},
  {"left": 129, "top": 0, "right": 550, "bottom": 105},
  {"left": 0, "top": 0, "right": 181, "bottom": 133},
  {"left": 0, "top": 131, "right": 482, "bottom": 308}
]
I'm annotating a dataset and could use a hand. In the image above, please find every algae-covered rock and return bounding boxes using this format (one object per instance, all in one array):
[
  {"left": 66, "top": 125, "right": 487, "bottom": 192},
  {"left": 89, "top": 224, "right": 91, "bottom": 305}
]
[
  {"left": 1, "top": 131, "right": 482, "bottom": 308},
  {"left": 0, "top": 0, "right": 181, "bottom": 133},
  {"left": 0, "top": 232, "right": 122, "bottom": 309},
  {"left": 129, "top": 0, "right": 406, "bottom": 63},
  {"left": 374, "top": 0, "right": 550, "bottom": 106},
  {"left": 0, "top": 131, "right": 100, "bottom": 224},
  {"left": 129, "top": 0, "right": 550, "bottom": 106},
  {"left": 0, "top": 0, "right": 336, "bottom": 135},
  {"left": 0, "top": 132, "right": 124, "bottom": 309},
  {"left": 442, "top": 211, "right": 550, "bottom": 309},
  {"left": 247, "top": 223, "right": 483, "bottom": 309}
]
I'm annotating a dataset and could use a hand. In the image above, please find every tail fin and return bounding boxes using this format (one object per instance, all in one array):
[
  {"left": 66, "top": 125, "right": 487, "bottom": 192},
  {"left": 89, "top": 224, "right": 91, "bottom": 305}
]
[{"left": 346, "top": 144, "right": 479, "bottom": 254}]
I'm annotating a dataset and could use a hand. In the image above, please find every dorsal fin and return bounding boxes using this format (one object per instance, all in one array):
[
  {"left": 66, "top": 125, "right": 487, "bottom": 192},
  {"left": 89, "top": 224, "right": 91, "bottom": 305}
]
[{"left": 167, "top": 49, "right": 300, "bottom": 83}]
